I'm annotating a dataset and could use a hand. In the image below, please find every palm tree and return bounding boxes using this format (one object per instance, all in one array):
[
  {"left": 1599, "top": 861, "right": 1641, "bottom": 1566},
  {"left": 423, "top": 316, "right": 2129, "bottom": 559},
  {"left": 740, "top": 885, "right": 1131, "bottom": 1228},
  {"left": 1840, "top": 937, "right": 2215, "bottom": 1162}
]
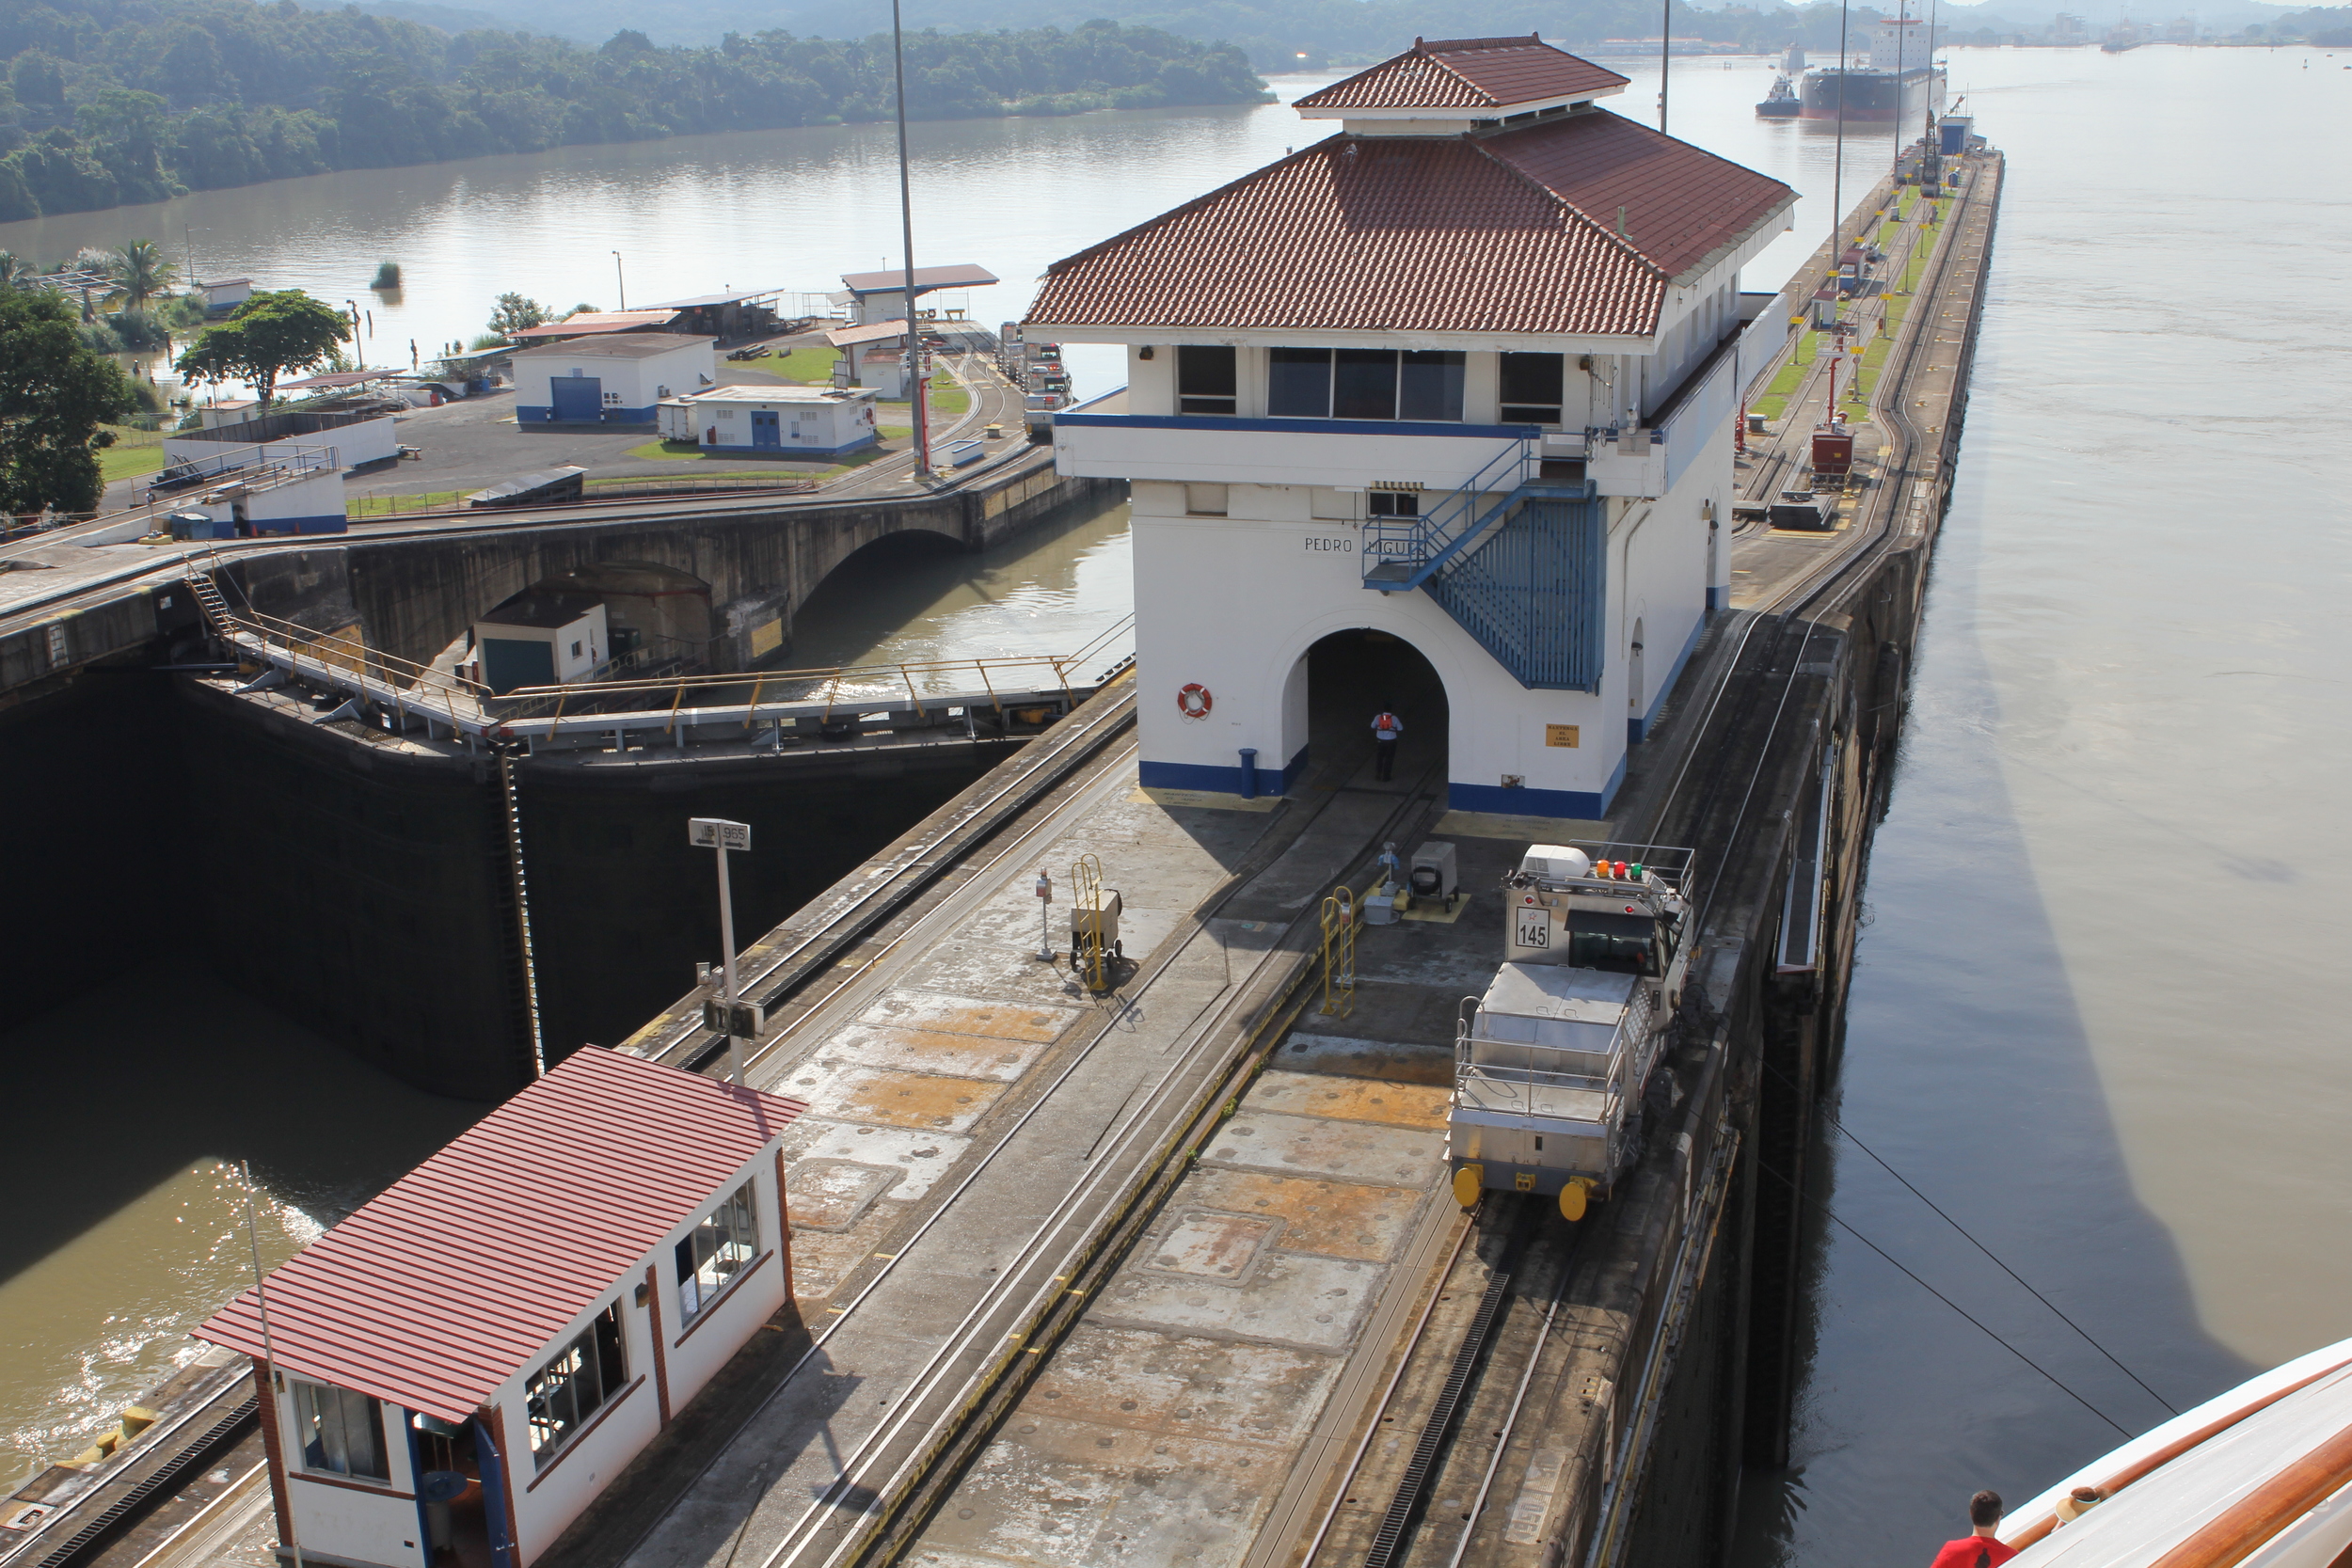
[
  {"left": 107, "top": 240, "right": 178, "bottom": 310},
  {"left": 0, "top": 252, "right": 28, "bottom": 291}
]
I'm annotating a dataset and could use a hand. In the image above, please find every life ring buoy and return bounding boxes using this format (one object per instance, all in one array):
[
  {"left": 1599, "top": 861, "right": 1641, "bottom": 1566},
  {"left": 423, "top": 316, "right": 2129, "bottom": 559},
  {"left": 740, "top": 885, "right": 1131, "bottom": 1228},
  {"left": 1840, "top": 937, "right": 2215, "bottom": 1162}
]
[{"left": 1177, "top": 683, "right": 1213, "bottom": 720}]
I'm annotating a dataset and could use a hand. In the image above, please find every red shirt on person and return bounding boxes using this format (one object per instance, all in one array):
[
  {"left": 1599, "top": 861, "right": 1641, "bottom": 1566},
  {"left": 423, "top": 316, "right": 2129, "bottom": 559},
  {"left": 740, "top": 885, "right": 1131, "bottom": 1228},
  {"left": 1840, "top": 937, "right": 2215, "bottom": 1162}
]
[{"left": 1928, "top": 1535, "right": 2017, "bottom": 1568}]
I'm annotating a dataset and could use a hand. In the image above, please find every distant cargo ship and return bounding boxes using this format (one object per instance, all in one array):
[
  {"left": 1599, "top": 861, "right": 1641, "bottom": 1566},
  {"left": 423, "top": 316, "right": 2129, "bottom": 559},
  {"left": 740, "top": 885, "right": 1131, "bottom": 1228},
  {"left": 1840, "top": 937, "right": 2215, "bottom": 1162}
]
[{"left": 1801, "top": 18, "right": 1948, "bottom": 122}]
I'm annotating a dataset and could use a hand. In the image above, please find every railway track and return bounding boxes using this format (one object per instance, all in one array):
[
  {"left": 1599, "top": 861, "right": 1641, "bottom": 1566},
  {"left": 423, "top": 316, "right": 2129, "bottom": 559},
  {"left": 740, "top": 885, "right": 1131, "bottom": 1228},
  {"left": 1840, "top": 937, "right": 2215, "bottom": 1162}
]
[{"left": 1261, "top": 151, "right": 2005, "bottom": 1568}]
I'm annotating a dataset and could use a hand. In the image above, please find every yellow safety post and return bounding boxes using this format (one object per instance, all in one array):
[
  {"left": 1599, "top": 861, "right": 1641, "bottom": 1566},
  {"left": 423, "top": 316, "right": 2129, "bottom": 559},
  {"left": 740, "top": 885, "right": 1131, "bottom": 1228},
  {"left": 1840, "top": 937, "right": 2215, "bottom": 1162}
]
[
  {"left": 1071, "top": 853, "right": 1108, "bottom": 991},
  {"left": 1319, "top": 884, "right": 1357, "bottom": 1018}
]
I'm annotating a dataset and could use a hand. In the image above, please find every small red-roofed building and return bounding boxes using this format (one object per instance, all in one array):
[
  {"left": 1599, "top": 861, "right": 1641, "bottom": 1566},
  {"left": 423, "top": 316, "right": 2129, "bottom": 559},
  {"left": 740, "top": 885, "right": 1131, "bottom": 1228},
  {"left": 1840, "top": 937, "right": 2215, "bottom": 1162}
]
[
  {"left": 196, "top": 1049, "right": 808, "bottom": 1568},
  {"left": 1029, "top": 34, "right": 1797, "bottom": 816}
]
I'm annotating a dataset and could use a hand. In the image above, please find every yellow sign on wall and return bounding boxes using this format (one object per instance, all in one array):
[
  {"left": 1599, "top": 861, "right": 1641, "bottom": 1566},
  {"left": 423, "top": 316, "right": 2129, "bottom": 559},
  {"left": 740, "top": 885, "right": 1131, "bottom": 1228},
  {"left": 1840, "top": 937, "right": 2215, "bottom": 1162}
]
[
  {"left": 750, "top": 618, "right": 783, "bottom": 657},
  {"left": 1545, "top": 724, "right": 1581, "bottom": 749}
]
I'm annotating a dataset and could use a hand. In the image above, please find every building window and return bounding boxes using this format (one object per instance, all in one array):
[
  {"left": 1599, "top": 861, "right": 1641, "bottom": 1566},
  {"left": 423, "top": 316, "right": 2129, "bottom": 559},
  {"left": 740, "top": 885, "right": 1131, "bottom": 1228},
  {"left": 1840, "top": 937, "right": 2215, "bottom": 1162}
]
[
  {"left": 1501, "top": 353, "right": 1566, "bottom": 424},
  {"left": 675, "top": 1181, "right": 759, "bottom": 1323},
  {"left": 1184, "top": 483, "right": 1229, "bottom": 517},
  {"left": 1368, "top": 491, "right": 1420, "bottom": 518},
  {"left": 1399, "top": 353, "right": 1467, "bottom": 420},
  {"left": 292, "top": 1381, "right": 389, "bottom": 1482},
  {"left": 1176, "top": 346, "right": 1235, "bottom": 415},
  {"left": 525, "top": 1304, "right": 627, "bottom": 1468},
  {"left": 570, "top": 641, "right": 583, "bottom": 658},
  {"left": 1268, "top": 348, "right": 1330, "bottom": 418},
  {"left": 1267, "top": 350, "right": 1464, "bottom": 422}
]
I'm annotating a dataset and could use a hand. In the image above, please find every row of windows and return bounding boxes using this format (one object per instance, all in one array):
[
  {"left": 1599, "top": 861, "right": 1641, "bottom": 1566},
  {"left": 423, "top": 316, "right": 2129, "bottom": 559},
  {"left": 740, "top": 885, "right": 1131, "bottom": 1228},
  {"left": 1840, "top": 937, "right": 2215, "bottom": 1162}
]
[
  {"left": 288, "top": 1179, "right": 765, "bottom": 1484},
  {"left": 1174, "top": 345, "right": 1571, "bottom": 426}
]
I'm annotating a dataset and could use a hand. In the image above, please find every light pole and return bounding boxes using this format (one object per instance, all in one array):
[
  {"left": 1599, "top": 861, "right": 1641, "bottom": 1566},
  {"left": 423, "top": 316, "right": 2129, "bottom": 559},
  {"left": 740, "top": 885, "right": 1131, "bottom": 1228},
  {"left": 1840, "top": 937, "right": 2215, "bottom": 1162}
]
[
  {"left": 345, "top": 299, "right": 365, "bottom": 372},
  {"left": 690, "top": 817, "right": 753, "bottom": 1084},
  {"left": 242, "top": 1163, "right": 307, "bottom": 1568},
  {"left": 612, "top": 250, "right": 626, "bottom": 311},
  {"left": 1658, "top": 0, "right": 1672, "bottom": 131},
  {"left": 888, "top": 0, "right": 932, "bottom": 479}
]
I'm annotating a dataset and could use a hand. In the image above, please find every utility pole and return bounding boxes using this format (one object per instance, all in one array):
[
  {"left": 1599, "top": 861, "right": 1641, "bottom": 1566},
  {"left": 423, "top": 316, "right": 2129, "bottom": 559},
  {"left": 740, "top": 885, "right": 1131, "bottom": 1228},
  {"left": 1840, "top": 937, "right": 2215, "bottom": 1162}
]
[
  {"left": 345, "top": 300, "right": 364, "bottom": 372},
  {"left": 612, "top": 250, "right": 626, "bottom": 311},
  {"left": 1658, "top": 0, "right": 1672, "bottom": 130},
  {"left": 690, "top": 818, "right": 753, "bottom": 1085},
  {"left": 888, "top": 0, "right": 931, "bottom": 479},
  {"left": 243, "top": 1164, "right": 307, "bottom": 1568}
]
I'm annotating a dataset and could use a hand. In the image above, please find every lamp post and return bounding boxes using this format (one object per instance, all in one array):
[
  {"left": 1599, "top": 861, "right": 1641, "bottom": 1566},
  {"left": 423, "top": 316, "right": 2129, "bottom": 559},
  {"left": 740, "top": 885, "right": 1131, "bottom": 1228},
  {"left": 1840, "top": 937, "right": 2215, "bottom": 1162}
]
[
  {"left": 888, "top": 0, "right": 932, "bottom": 479},
  {"left": 242, "top": 1163, "right": 307, "bottom": 1568},
  {"left": 345, "top": 300, "right": 365, "bottom": 372},
  {"left": 690, "top": 817, "right": 753, "bottom": 1084},
  {"left": 612, "top": 250, "right": 626, "bottom": 311}
]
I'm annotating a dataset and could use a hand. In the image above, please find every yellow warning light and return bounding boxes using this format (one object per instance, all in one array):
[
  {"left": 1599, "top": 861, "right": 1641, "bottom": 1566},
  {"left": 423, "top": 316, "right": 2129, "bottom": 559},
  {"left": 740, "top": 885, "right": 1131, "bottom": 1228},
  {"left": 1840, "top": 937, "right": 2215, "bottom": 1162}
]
[
  {"left": 1453, "top": 1165, "right": 1485, "bottom": 1208},
  {"left": 1559, "top": 1177, "right": 1597, "bottom": 1222}
]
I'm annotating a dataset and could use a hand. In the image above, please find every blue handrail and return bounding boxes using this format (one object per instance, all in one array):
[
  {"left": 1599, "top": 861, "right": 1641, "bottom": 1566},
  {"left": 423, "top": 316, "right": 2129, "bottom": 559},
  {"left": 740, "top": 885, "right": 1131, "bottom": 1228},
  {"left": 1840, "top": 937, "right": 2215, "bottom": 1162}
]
[{"left": 1361, "top": 434, "right": 1535, "bottom": 591}]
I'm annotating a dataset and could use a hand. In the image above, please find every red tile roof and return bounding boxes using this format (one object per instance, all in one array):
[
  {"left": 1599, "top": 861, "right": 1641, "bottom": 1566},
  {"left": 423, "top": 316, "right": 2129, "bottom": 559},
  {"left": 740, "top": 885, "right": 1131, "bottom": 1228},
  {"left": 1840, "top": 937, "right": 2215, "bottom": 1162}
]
[
  {"left": 1025, "top": 112, "right": 1792, "bottom": 341},
  {"left": 1293, "top": 36, "right": 1629, "bottom": 113},
  {"left": 196, "top": 1050, "right": 806, "bottom": 1422}
]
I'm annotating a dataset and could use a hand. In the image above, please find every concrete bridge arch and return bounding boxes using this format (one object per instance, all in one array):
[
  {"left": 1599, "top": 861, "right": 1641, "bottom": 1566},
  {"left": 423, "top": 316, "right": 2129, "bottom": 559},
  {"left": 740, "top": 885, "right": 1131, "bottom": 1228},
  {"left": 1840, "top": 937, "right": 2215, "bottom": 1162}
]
[{"left": 224, "top": 460, "right": 1119, "bottom": 682}]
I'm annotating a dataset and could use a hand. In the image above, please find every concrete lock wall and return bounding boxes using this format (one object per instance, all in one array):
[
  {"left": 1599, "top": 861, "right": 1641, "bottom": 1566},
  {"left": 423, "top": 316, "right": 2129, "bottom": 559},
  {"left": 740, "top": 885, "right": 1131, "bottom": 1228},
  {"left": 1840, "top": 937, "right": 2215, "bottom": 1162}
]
[{"left": 1126, "top": 445, "right": 1721, "bottom": 817}]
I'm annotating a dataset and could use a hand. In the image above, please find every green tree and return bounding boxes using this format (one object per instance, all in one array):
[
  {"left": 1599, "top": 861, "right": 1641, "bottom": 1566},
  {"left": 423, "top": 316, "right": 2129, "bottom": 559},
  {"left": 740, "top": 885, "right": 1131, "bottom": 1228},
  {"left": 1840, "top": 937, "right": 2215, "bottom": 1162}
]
[
  {"left": 486, "top": 292, "right": 548, "bottom": 336},
  {"left": 0, "top": 251, "right": 30, "bottom": 289},
  {"left": 0, "top": 287, "right": 135, "bottom": 515},
  {"left": 107, "top": 239, "right": 178, "bottom": 309},
  {"left": 174, "top": 289, "right": 349, "bottom": 408}
]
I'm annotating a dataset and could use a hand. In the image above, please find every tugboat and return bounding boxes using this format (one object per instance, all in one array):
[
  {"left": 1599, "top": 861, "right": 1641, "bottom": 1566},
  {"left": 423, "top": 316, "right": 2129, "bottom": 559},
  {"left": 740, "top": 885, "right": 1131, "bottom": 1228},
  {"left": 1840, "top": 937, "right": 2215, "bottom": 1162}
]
[
  {"left": 1757, "top": 73, "right": 1802, "bottom": 116},
  {"left": 1444, "top": 843, "right": 1694, "bottom": 1219}
]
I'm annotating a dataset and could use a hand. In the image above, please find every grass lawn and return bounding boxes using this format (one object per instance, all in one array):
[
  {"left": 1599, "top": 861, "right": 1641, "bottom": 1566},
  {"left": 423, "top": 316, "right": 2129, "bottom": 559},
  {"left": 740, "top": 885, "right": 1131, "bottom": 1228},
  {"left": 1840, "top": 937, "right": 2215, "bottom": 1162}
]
[
  {"left": 98, "top": 425, "right": 166, "bottom": 484},
  {"left": 626, "top": 438, "right": 710, "bottom": 462},
  {"left": 1750, "top": 330, "right": 1823, "bottom": 420},
  {"left": 746, "top": 346, "right": 840, "bottom": 384}
]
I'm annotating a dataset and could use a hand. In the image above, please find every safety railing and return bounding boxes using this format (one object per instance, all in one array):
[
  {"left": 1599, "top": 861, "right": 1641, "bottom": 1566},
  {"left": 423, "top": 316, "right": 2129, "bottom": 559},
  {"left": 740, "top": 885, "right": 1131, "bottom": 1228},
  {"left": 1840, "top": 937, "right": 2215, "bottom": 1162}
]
[
  {"left": 1454, "top": 982, "right": 1658, "bottom": 1139},
  {"left": 1360, "top": 434, "right": 1538, "bottom": 591},
  {"left": 189, "top": 558, "right": 1136, "bottom": 750}
]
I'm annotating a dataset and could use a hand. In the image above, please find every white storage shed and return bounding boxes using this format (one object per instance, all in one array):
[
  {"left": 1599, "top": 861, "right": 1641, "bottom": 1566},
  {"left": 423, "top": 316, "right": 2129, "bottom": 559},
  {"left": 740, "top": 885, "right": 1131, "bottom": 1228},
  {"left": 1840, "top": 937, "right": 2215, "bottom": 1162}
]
[
  {"left": 195, "top": 1050, "right": 808, "bottom": 1568},
  {"left": 678, "top": 385, "right": 880, "bottom": 457},
  {"left": 510, "top": 334, "right": 714, "bottom": 427},
  {"left": 471, "top": 591, "right": 611, "bottom": 693}
]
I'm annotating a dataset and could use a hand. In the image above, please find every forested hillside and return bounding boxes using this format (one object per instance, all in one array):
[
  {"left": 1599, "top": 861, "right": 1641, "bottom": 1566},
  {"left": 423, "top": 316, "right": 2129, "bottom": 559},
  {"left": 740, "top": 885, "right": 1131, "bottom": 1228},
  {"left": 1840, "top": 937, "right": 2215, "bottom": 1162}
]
[{"left": 0, "top": 1, "right": 1268, "bottom": 220}]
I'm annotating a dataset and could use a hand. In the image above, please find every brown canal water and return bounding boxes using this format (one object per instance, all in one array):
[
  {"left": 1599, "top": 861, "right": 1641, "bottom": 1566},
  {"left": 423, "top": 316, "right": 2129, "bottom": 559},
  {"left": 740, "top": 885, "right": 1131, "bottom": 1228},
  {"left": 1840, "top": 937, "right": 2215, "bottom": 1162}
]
[{"left": 1, "top": 52, "right": 2345, "bottom": 1561}]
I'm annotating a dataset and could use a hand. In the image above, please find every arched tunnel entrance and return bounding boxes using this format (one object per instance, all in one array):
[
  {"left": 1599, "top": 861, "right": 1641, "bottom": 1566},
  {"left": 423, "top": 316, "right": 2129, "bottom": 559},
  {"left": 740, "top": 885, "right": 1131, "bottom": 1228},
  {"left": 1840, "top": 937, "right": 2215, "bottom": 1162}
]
[
  {"left": 788, "top": 530, "right": 971, "bottom": 668},
  {"left": 1297, "top": 627, "right": 1449, "bottom": 791},
  {"left": 536, "top": 561, "right": 714, "bottom": 673}
]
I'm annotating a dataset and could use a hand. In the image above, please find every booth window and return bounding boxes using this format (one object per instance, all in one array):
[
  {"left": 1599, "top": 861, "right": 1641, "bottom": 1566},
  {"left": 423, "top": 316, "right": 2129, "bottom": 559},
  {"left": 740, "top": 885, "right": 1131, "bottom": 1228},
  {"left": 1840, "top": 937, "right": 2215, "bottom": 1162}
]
[
  {"left": 525, "top": 1304, "right": 628, "bottom": 1468},
  {"left": 1501, "top": 353, "right": 1565, "bottom": 424},
  {"left": 1266, "top": 350, "right": 1465, "bottom": 421},
  {"left": 292, "top": 1380, "right": 389, "bottom": 1482},
  {"left": 1176, "top": 346, "right": 1235, "bottom": 415},
  {"left": 675, "top": 1181, "right": 759, "bottom": 1323},
  {"left": 1368, "top": 491, "right": 1420, "bottom": 518}
]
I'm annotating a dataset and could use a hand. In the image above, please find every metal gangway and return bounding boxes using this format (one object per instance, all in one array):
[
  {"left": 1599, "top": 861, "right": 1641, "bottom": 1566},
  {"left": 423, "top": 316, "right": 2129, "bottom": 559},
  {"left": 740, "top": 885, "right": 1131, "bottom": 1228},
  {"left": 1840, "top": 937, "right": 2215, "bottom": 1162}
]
[{"left": 183, "top": 562, "right": 1136, "bottom": 752}]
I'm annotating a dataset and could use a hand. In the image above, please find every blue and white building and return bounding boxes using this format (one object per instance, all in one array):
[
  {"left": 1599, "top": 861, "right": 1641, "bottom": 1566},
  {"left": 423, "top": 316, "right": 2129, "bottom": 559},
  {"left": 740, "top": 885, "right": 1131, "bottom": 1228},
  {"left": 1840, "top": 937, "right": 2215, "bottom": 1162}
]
[
  {"left": 511, "top": 334, "right": 715, "bottom": 427},
  {"left": 665, "top": 385, "right": 881, "bottom": 457},
  {"left": 1027, "top": 35, "right": 1795, "bottom": 817}
]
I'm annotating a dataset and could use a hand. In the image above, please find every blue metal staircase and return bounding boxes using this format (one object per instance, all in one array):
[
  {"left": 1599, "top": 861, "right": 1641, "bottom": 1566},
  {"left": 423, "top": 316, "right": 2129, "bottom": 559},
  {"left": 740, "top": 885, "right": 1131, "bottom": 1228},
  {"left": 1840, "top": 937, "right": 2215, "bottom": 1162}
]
[{"left": 1362, "top": 440, "right": 1607, "bottom": 691}]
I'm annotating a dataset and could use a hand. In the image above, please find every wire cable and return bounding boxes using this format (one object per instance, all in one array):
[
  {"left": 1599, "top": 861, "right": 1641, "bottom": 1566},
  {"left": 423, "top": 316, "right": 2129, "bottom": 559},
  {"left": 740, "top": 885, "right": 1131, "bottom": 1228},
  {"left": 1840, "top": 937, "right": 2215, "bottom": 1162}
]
[
  {"left": 1766, "top": 1061, "right": 2180, "bottom": 1418},
  {"left": 1757, "top": 1156, "right": 2131, "bottom": 1436}
]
